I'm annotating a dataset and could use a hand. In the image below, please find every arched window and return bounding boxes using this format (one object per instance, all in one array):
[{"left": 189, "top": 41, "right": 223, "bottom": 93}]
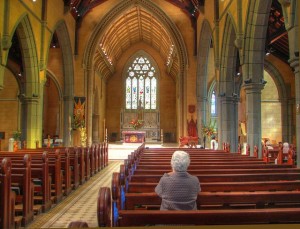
[
  {"left": 211, "top": 90, "right": 216, "bottom": 116},
  {"left": 125, "top": 56, "right": 157, "bottom": 110}
]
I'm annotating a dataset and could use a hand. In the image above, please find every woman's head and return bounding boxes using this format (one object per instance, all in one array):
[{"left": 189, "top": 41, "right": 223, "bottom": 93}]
[{"left": 171, "top": 151, "right": 190, "bottom": 172}]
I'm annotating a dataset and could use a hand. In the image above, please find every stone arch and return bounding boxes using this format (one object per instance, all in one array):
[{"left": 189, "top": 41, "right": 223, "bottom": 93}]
[
  {"left": 264, "top": 60, "right": 292, "bottom": 143},
  {"left": 12, "top": 14, "right": 40, "bottom": 148},
  {"left": 242, "top": 0, "right": 273, "bottom": 156},
  {"left": 50, "top": 20, "right": 74, "bottom": 146},
  {"left": 44, "top": 70, "right": 64, "bottom": 139},
  {"left": 83, "top": 0, "right": 188, "bottom": 145},
  {"left": 196, "top": 20, "right": 214, "bottom": 141},
  {"left": 218, "top": 13, "right": 239, "bottom": 151},
  {"left": 243, "top": 0, "right": 272, "bottom": 82}
]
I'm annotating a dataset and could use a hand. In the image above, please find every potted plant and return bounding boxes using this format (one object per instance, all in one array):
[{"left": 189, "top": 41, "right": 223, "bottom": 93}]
[{"left": 12, "top": 130, "right": 22, "bottom": 150}]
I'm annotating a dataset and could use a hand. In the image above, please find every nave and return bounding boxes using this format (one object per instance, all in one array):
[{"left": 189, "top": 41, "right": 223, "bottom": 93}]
[{"left": 27, "top": 160, "right": 122, "bottom": 228}]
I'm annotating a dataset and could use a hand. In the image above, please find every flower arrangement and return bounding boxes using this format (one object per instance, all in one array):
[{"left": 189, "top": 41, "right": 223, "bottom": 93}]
[
  {"left": 129, "top": 118, "right": 144, "bottom": 130},
  {"left": 12, "top": 130, "right": 22, "bottom": 141},
  {"left": 72, "top": 115, "right": 85, "bottom": 129},
  {"left": 202, "top": 120, "right": 216, "bottom": 137}
]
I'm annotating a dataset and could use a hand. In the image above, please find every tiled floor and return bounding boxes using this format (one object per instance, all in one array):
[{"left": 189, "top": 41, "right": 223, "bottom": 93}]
[
  {"left": 26, "top": 143, "right": 177, "bottom": 228},
  {"left": 27, "top": 160, "right": 122, "bottom": 228},
  {"left": 25, "top": 143, "right": 300, "bottom": 229}
]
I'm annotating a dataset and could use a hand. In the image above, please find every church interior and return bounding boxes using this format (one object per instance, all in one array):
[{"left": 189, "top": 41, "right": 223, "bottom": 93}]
[{"left": 0, "top": 0, "right": 300, "bottom": 228}]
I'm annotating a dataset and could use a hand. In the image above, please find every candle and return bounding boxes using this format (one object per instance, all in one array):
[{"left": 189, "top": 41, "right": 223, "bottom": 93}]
[{"left": 69, "top": 116, "right": 71, "bottom": 128}]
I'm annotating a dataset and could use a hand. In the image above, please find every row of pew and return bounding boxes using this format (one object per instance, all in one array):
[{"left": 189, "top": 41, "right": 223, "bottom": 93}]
[
  {"left": 97, "top": 143, "right": 300, "bottom": 227},
  {"left": 0, "top": 142, "right": 108, "bottom": 229}
]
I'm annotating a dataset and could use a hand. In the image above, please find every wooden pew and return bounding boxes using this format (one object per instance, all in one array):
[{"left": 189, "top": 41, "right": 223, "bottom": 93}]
[
  {"left": 0, "top": 155, "right": 36, "bottom": 225},
  {"left": 116, "top": 208, "right": 300, "bottom": 226},
  {"left": 0, "top": 151, "right": 52, "bottom": 212},
  {"left": 128, "top": 173, "right": 300, "bottom": 183},
  {"left": 126, "top": 180, "right": 300, "bottom": 193},
  {"left": 123, "top": 191, "right": 300, "bottom": 210},
  {"left": 40, "top": 147, "right": 72, "bottom": 195},
  {"left": 20, "top": 149, "right": 63, "bottom": 203},
  {"left": 0, "top": 158, "right": 15, "bottom": 229},
  {"left": 98, "top": 187, "right": 300, "bottom": 227},
  {"left": 133, "top": 167, "right": 300, "bottom": 175}
]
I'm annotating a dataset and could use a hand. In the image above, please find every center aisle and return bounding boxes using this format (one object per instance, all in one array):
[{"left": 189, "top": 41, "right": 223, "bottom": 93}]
[{"left": 27, "top": 160, "right": 123, "bottom": 228}]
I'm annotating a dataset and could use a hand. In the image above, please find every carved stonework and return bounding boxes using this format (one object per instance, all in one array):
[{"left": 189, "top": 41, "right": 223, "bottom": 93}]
[{"left": 121, "top": 109, "right": 160, "bottom": 142}]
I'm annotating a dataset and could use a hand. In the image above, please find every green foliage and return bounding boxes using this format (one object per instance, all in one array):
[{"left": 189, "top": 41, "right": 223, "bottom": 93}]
[
  {"left": 202, "top": 120, "right": 216, "bottom": 137},
  {"left": 12, "top": 130, "right": 21, "bottom": 140}
]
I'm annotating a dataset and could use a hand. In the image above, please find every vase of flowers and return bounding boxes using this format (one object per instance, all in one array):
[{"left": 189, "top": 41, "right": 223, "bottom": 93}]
[
  {"left": 202, "top": 120, "right": 216, "bottom": 148},
  {"left": 12, "top": 130, "right": 22, "bottom": 150},
  {"left": 129, "top": 118, "right": 144, "bottom": 130}
]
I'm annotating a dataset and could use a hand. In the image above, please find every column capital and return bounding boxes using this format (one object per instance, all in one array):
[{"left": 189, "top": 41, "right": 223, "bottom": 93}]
[
  {"left": 21, "top": 96, "right": 39, "bottom": 104},
  {"left": 289, "top": 57, "right": 299, "bottom": 74},
  {"left": 63, "top": 95, "right": 74, "bottom": 102},
  {"left": 242, "top": 83, "right": 265, "bottom": 93}
]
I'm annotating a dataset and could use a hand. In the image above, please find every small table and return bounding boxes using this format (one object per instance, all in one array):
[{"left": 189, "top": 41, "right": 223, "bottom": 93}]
[{"left": 123, "top": 131, "right": 146, "bottom": 143}]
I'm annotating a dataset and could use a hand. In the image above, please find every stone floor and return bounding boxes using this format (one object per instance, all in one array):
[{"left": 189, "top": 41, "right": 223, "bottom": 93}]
[
  {"left": 27, "top": 160, "right": 122, "bottom": 228},
  {"left": 26, "top": 143, "right": 178, "bottom": 228}
]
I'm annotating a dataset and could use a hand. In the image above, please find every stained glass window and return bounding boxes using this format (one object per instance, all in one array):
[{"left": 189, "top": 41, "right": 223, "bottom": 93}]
[
  {"left": 211, "top": 90, "right": 216, "bottom": 115},
  {"left": 126, "top": 56, "right": 157, "bottom": 110}
]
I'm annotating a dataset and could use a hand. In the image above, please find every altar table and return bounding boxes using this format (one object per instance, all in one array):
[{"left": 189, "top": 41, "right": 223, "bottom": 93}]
[{"left": 123, "top": 131, "right": 146, "bottom": 143}]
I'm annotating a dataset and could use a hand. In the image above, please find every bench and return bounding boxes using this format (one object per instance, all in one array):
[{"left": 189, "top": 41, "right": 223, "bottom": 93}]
[
  {"left": 98, "top": 186, "right": 300, "bottom": 227},
  {"left": 0, "top": 158, "right": 16, "bottom": 229},
  {"left": 128, "top": 173, "right": 300, "bottom": 183},
  {"left": 0, "top": 151, "right": 52, "bottom": 212},
  {"left": 0, "top": 155, "right": 39, "bottom": 225},
  {"left": 122, "top": 191, "right": 300, "bottom": 210},
  {"left": 16, "top": 149, "right": 63, "bottom": 203}
]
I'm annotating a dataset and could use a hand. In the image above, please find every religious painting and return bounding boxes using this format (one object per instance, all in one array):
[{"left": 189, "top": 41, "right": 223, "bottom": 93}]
[{"left": 73, "top": 97, "right": 86, "bottom": 129}]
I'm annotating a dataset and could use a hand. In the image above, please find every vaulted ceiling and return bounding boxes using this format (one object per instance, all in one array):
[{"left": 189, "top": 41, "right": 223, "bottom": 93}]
[
  {"left": 63, "top": 0, "right": 204, "bottom": 80},
  {"left": 11, "top": 1, "right": 290, "bottom": 81}
]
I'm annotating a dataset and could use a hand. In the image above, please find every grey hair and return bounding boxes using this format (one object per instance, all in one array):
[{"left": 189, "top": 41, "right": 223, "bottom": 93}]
[{"left": 171, "top": 151, "right": 190, "bottom": 172}]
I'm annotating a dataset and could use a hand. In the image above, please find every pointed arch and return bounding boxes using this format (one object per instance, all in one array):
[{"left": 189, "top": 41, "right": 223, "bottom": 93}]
[
  {"left": 196, "top": 20, "right": 214, "bottom": 139},
  {"left": 243, "top": 0, "right": 272, "bottom": 82},
  {"left": 218, "top": 13, "right": 239, "bottom": 151},
  {"left": 13, "top": 15, "right": 39, "bottom": 96},
  {"left": 50, "top": 20, "right": 75, "bottom": 146},
  {"left": 242, "top": 0, "right": 273, "bottom": 156},
  {"left": 11, "top": 14, "right": 40, "bottom": 148},
  {"left": 264, "top": 60, "right": 292, "bottom": 143},
  {"left": 83, "top": 0, "right": 188, "bottom": 144}
]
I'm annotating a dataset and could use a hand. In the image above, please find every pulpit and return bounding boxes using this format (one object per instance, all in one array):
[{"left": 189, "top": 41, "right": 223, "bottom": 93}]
[{"left": 122, "top": 131, "right": 146, "bottom": 143}]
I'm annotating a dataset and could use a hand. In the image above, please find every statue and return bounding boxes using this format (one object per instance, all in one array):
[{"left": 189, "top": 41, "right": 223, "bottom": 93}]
[{"left": 187, "top": 115, "right": 197, "bottom": 137}]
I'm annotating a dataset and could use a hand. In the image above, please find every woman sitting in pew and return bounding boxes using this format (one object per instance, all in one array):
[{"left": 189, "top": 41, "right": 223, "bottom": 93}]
[{"left": 155, "top": 151, "right": 201, "bottom": 210}]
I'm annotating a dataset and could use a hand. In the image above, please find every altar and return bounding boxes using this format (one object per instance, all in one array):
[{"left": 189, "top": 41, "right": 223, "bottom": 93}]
[{"left": 122, "top": 131, "right": 146, "bottom": 143}]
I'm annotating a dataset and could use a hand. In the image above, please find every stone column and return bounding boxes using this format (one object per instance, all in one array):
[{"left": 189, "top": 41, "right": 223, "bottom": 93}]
[
  {"left": 220, "top": 96, "right": 238, "bottom": 152},
  {"left": 63, "top": 95, "right": 73, "bottom": 146},
  {"left": 243, "top": 83, "right": 264, "bottom": 158},
  {"left": 281, "top": 97, "right": 289, "bottom": 142},
  {"left": 21, "top": 97, "right": 39, "bottom": 148},
  {"left": 290, "top": 58, "right": 299, "bottom": 166},
  {"left": 92, "top": 114, "right": 100, "bottom": 143},
  {"left": 0, "top": 64, "right": 5, "bottom": 90},
  {"left": 86, "top": 67, "right": 93, "bottom": 147},
  {"left": 197, "top": 96, "right": 207, "bottom": 145}
]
